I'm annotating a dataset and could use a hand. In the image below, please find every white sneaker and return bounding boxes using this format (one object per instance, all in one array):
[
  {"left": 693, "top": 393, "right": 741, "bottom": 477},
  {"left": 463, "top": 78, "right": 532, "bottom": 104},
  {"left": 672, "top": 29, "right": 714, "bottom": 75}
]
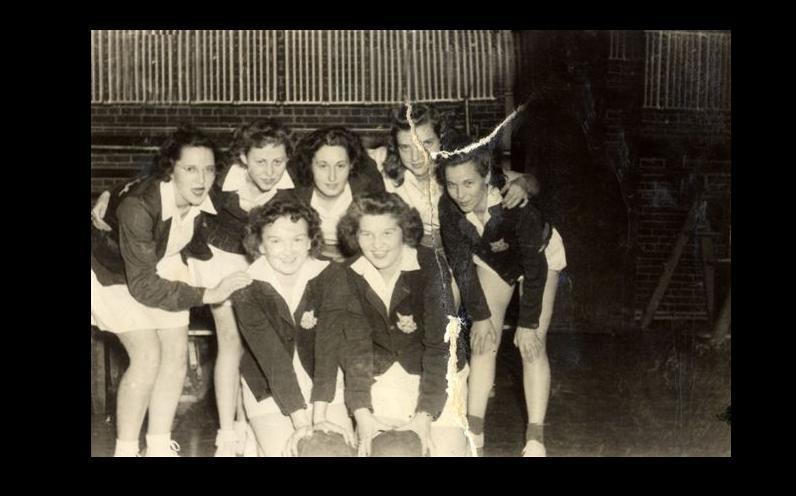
[
  {"left": 145, "top": 440, "right": 181, "bottom": 457},
  {"left": 214, "top": 430, "right": 238, "bottom": 457},
  {"left": 521, "top": 440, "right": 546, "bottom": 457}
]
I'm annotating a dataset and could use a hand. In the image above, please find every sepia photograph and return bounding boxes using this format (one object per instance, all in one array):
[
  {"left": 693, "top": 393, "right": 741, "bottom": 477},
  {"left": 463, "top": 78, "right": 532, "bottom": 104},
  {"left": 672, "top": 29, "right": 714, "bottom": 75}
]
[{"left": 89, "top": 29, "right": 731, "bottom": 457}]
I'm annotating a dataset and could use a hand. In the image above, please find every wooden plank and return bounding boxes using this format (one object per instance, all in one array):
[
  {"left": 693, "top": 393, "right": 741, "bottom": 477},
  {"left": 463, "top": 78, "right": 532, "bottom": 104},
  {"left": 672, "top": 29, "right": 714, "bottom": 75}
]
[
  {"left": 641, "top": 194, "right": 704, "bottom": 330},
  {"left": 91, "top": 328, "right": 107, "bottom": 416}
]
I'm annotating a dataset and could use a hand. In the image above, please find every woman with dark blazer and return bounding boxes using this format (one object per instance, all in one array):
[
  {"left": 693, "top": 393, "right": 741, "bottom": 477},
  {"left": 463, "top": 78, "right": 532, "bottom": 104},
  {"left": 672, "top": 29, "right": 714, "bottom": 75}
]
[
  {"left": 92, "top": 120, "right": 299, "bottom": 456},
  {"left": 328, "top": 192, "right": 469, "bottom": 456},
  {"left": 436, "top": 137, "right": 566, "bottom": 457},
  {"left": 288, "top": 126, "right": 385, "bottom": 262},
  {"left": 90, "top": 125, "right": 252, "bottom": 457},
  {"left": 230, "top": 198, "right": 356, "bottom": 457}
]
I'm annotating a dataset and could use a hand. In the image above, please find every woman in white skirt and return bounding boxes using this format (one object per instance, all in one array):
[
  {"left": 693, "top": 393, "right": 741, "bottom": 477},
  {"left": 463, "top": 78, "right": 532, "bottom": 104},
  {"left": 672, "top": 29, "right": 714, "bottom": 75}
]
[
  {"left": 93, "top": 120, "right": 298, "bottom": 456},
  {"left": 436, "top": 136, "right": 566, "bottom": 457},
  {"left": 331, "top": 192, "right": 469, "bottom": 456},
  {"left": 230, "top": 198, "right": 355, "bottom": 456},
  {"left": 90, "top": 125, "right": 252, "bottom": 457}
]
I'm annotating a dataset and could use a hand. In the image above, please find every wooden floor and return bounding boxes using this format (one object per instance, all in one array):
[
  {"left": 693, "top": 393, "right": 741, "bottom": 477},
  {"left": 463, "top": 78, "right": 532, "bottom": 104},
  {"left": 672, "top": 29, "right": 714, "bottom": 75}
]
[{"left": 90, "top": 326, "right": 731, "bottom": 457}]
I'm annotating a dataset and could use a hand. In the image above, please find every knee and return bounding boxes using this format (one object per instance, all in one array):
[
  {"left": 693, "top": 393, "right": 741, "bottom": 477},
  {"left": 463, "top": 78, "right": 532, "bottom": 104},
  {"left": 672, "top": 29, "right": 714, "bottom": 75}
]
[{"left": 160, "top": 343, "right": 188, "bottom": 372}]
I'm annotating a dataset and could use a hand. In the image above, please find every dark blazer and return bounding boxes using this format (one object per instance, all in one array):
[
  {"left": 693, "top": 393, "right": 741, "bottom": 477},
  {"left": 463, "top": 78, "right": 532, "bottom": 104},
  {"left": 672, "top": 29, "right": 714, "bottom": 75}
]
[
  {"left": 231, "top": 261, "right": 354, "bottom": 416},
  {"left": 204, "top": 167, "right": 299, "bottom": 255},
  {"left": 90, "top": 176, "right": 210, "bottom": 312},
  {"left": 336, "top": 245, "right": 463, "bottom": 420},
  {"left": 438, "top": 191, "right": 550, "bottom": 329}
]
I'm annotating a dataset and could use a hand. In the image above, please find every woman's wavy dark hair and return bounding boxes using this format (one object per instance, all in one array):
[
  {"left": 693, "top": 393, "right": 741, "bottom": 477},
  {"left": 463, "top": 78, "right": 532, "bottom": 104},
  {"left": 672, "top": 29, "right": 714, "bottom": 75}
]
[
  {"left": 151, "top": 124, "right": 219, "bottom": 182},
  {"left": 242, "top": 197, "right": 324, "bottom": 261},
  {"left": 288, "top": 126, "right": 370, "bottom": 188},
  {"left": 228, "top": 119, "right": 295, "bottom": 166},
  {"left": 382, "top": 103, "right": 450, "bottom": 186},
  {"left": 337, "top": 192, "right": 424, "bottom": 256}
]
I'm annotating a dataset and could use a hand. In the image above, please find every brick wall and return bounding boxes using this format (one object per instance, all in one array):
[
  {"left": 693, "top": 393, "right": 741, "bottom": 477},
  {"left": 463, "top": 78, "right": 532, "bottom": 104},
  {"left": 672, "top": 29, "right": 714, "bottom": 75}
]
[{"left": 90, "top": 100, "right": 507, "bottom": 196}]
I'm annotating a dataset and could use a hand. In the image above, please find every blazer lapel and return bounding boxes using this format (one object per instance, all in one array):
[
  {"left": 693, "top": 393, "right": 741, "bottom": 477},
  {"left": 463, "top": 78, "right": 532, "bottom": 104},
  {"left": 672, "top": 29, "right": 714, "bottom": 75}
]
[{"left": 388, "top": 274, "right": 412, "bottom": 317}]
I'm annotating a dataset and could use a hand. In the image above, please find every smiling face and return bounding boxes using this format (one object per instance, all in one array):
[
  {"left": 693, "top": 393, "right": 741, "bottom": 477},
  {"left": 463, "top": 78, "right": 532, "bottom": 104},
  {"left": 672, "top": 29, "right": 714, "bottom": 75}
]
[
  {"left": 241, "top": 143, "right": 288, "bottom": 193},
  {"left": 357, "top": 214, "right": 404, "bottom": 275},
  {"left": 395, "top": 123, "right": 440, "bottom": 180},
  {"left": 444, "top": 160, "right": 489, "bottom": 214},
  {"left": 311, "top": 145, "right": 352, "bottom": 200},
  {"left": 259, "top": 216, "right": 312, "bottom": 276},
  {"left": 170, "top": 146, "right": 217, "bottom": 207}
]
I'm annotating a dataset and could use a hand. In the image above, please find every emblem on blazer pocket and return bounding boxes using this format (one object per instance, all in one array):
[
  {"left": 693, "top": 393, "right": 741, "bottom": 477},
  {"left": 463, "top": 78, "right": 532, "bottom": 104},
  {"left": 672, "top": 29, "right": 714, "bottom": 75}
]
[
  {"left": 490, "top": 238, "right": 510, "bottom": 253},
  {"left": 395, "top": 312, "right": 418, "bottom": 334},
  {"left": 300, "top": 310, "right": 318, "bottom": 329}
]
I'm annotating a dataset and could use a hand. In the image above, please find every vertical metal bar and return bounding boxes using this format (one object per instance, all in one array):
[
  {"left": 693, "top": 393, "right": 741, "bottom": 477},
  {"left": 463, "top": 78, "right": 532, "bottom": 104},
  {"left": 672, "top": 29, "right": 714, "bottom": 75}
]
[
  {"left": 696, "top": 32, "right": 702, "bottom": 109},
  {"left": 121, "top": 30, "right": 127, "bottom": 101},
  {"left": 487, "top": 30, "right": 494, "bottom": 98},
  {"left": 160, "top": 32, "right": 166, "bottom": 102},
  {"left": 386, "top": 30, "right": 392, "bottom": 102},
  {"left": 412, "top": 30, "right": 419, "bottom": 101},
  {"left": 421, "top": 30, "right": 428, "bottom": 100},
  {"left": 375, "top": 31, "right": 380, "bottom": 102},
  {"left": 467, "top": 30, "right": 475, "bottom": 100},
  {"left": 431, "top": 30, "right": 438, "bottom": 100},
  {"left": 113, "top": 30, "right": 120, "bottom": 102},
  {"left": 168, "top": 32, "right": 173, "bottom": 103},
  {"left": 91, "top": 31, "right": 96, "bottom": 102},
  {"left": 454, "top": 30, "right": 461, "bottom": 100},
  {"left": 229, "top": 30, "right": 235, "bottom": 102},
  {"left": 726, "top": 35, "right": 731, "bottom": 110},
  {"left": 98, "top": 30, "right": 104, "bottom": 102},
  {"left": 664, "top": 31, "right": 670, "bottom": 108},
  {"left": 348, "top": 30, "right": 353, "bottom": 102},
  {"left": 476, "top": 30, "right": 484, "bottom": 98},
  {"left": 402, "top": 30, "right": 409, "bottom": 101},
  {"left": 391, "top": 30, "right": 397, "bottom": 102},
  {"left": 360, "top": 31, "right": 366, "bottom": 102},
  {"left": 309, "top": 30, "right": 315, "bottom": 102},
  {"left": 352, "top": 30, "right": 358, "bottom": 102},
  {"left": 273, "top": 31, "right": 278, "bottom": 102},
  {"left": 327, "top": 30, "right": 332, "bottom": 103},
  {"left": 249, "top": 30, "right": 254, "bottom": 102},
  {"left": 654, "top": 31, "right": 661, "bottom": 108},
  {"left": 296, "top": 30, "right": 302, "bottom": 102}
]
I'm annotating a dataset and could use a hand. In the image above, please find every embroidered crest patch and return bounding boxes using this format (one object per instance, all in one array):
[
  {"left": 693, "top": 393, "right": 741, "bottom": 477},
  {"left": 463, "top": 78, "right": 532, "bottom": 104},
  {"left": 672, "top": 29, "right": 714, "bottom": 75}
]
[
  {"left": 395, "top": 312, "right": 418, "bottom": 334},
  {"left": 300, "top": 310, "right": 318, "bottom": 329},
  {"left": 490, "top": 238, "right": 509, "bottom": 253}
]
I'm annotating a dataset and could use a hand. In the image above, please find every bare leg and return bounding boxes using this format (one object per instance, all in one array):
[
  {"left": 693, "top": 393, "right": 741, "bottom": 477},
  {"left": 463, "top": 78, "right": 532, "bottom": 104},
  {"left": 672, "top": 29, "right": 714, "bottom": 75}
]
[
  {"left": 521, "top": 270, "right": 558, "bottom": 425},
  {"left": 467, "top": 267, "right": 515, "bottom": 424},
  {"left": 146, "top": 326, "right": 188, "bottom": 435},
  {"left": 211, "top": 303, "right": 243, "bottom": 432},
  {"left": 116, "top": 330, "right": 161, "bottom": 443}
]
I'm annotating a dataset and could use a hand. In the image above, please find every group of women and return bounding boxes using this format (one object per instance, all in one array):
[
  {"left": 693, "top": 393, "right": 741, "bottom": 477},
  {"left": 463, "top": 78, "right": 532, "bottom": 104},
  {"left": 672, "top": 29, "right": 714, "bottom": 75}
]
[{"left": 90, "top": 103, "right": 566, "bottom": 457}]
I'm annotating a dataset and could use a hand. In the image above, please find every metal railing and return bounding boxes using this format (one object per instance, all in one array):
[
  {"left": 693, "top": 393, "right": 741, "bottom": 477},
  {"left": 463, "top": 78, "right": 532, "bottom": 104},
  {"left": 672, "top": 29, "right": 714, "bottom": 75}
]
[
  {"left": 91, "top": 30, "right": 508, "bottom": 104},
  {"left": 643, "top": 30, "right": 731, "bottom": 111}
]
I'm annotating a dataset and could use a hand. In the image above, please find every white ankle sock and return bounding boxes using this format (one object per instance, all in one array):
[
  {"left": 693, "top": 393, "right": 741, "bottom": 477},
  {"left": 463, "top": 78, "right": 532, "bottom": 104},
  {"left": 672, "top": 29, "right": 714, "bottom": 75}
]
[
  {"left": 114, "top": 438, "right": 139, "bottom": 457},
  {"left": 145, "top": 432, "right": 173, "bottom": 455}
]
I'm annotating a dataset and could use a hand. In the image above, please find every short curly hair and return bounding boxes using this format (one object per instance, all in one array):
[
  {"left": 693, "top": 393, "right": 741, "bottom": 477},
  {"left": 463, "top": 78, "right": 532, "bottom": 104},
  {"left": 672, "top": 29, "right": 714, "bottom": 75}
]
[
  {"left": 151, "top": 124, "right": 219, "bottom": 181},
  {"left": 228, "top": 119, "right": 294, "bottom": 166},
  {"left": 337, "top": 192, "right": 424, "bottom": 256},
  {"left": 288, "top": 126, "right": 371, "bottom": 188},
  {"left": 382, "top": 103, "right": 450, "bottom": 186},
  {"left": 242, "top": 197, "right": 324, "bottom": 261}
]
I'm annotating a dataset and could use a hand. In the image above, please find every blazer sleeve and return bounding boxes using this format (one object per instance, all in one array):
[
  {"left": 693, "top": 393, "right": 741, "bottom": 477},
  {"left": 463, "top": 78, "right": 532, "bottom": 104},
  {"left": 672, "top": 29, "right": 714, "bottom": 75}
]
[
  {"left": 416, "top": 253, "right": 455, "bottom": 419},
  {"left": 310, "top": 265, "right": 348, "bottom": 404},
  {"left": 438, "top": 196, "right": 491, "bottom": 322},
  {"left": 340, "top": 271, "right": 376, "bottom": 414},
  {"left": 232, "top": 288, "right": 307, "bottom": 416},
  {"left": 515, "top": 205, "right": 549, "bottom": 329},
  {"left": 117, "top": 196, "right": 205, "bottom": 311}
]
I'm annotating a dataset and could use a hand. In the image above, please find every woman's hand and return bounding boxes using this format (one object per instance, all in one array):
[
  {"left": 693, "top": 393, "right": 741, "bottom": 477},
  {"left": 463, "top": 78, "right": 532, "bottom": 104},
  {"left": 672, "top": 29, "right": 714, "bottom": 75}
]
[
  {"left": 283, "top": 409, "right": 314, "bottom": 457},
  {"left": 91, "top": 191, "right": 112, "bottom": 231},
  {"left": 513, "top": 326, "right": 546, "bottom": 363},
  {"left": 203, "top": 271, "right": 253, "bottom": 305},
  {"left": 500, "top": 173, "right": 540, "bottom": 209},
  {"left": 470, "top": 319, "right": 497, "bottom": 355},
  {"left": 396, "top": 411, "right": 433, "bottom": 456},
  {"left": 314, "top": 420, "right": 357, "bottom": 448},
  {"left": 283, "top": 425, "right": 314, "bottom": 457},
  {"left": 353, "top": 408, "right": 392, "bottom": 457}
]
